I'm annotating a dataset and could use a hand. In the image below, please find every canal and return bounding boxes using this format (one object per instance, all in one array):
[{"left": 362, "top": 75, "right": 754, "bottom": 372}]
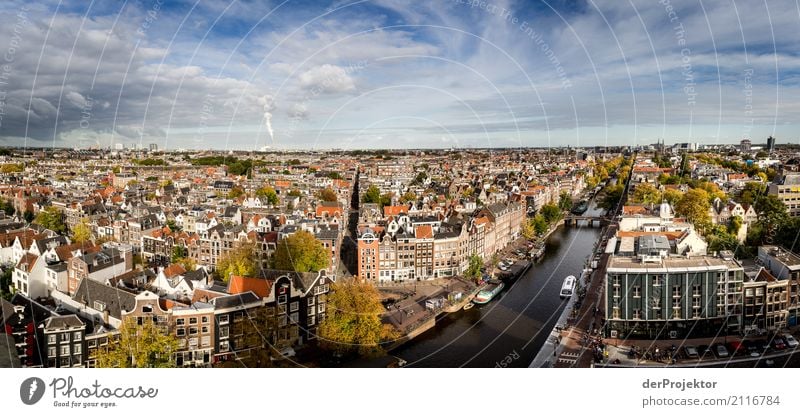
[{"left": 391, "top": 222, "right": 603, "bottom": 367}]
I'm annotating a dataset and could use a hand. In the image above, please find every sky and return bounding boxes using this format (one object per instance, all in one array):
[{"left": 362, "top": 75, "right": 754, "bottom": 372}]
[{"left": 0, "top": 0, "right": 798, "bottom": 150}]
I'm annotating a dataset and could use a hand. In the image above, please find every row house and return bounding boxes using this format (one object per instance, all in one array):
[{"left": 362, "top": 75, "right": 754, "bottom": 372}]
[{"left": 709, "top": 198, "right": 757, "bottom": 225}]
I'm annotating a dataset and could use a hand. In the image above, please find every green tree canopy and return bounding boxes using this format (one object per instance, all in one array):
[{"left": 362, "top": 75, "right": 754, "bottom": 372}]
[
  {"left": 34, "top": 206, "right": 66, "bottom": 234},
  {"left": 256, "top": 186, "right": 280, "bottom": 205},
  {"left": 216, "top": 243, "right": 258, "bottom": 282},
  {"left": 675, "top": 188, "right": 711, "bottom": 232},
  {"left": 71, "top": 219, "right": 93, "bottom": 244},
  {"left": 96, "top": 317, "right": 179, "bottom": 368},
  {"left": 318, "top": 278, "right": 394, "bottom": 356},
  {"left": 540, "top": 203, "right": 562, "bottom": 224},
  {"left": 318, "top": 188, "right": 338, "bottom": 202},
  {"left": 464, "top": 254, "right": 483, "bottom": 282},
  {"left": 558, "top": 191, "right": 572, "bottom": 211},
  {"left": 272, "top": 231, "right": 329, "bottom": 273},
  {"left": 631, "top": 183, "right": 662, "bottom": 206}
]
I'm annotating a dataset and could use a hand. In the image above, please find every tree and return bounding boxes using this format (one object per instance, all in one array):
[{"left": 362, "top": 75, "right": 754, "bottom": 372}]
[
  {"left": 521, "top": 218, "right": 536, "bottom": 240},
  {"left": 96, "top": 317, "right": 179, "bottom": 368},
  {"left": 399, "top": 191, "right": 417, "bottom": 204},
  {"left": 663, "top": 188, "right": 684, "bottom": 205},
  {"left": 600, "top": 184, "right": 624, "bottom": 211},
  {"left": 532, "top": 214, "right": 548, "bottom": 236},
  {"left": 173, "top": 257, "right": 197, "bottom": 272},
  {"left": 216, "top": 243, "right": 258, "bottom": 282},
  {"left": 0, "top": 198, "right": 15, "bottom": 216},
  {"left": 256, "top": 186, "right": 280, "bottom": 205},
  {"left": 0, "top": 268, "right": 13, "bottom": 300},
  {"left": 171, "top": 245, "right": 187, "bottom": 263},
  {"left": 318, "top": 278, "right": 394, "bottom": 356},
  {"left": 318, "top": 188, "right": 338, "bottom": 202},
  {"left": 728, "top": 215, "right": 743, "bottom": 235},
  {"left": 540, "top": 203, "right": 562, "bottom": 225},
  {"left": 287, "top": 189, "right": 302, "bottom": 197},
  {"left": 631, "top": 183, "right": 662, "bottom": 206},
  {"left": 34, "top": 206, "right": 66, "bottom": 234},
  {"left": 755, "top": 194, "right": 788, "bottom": 237},
  {"left": 558, "top": 191, "right": 572, "bottom": 211},
  {"left": 227, "top": 186, "right": 245, "bottom": 199},
  {"left": 675, "top": 189, "right": 711, "bottom": 232},
  {"left": 464, "top": 254, "right": 483, "bottom": 282},
  {"left": 272, "top": 231, "right": 329, "bottom": 273},
  {"left": 71, "top": 219, "right": 93, "bottom": 244},
  {"left": 361, "top": 185, "right": 383, "bottom": 206},
  {"left": 23, "top": 210, "right": 34, "bottom": 223}
]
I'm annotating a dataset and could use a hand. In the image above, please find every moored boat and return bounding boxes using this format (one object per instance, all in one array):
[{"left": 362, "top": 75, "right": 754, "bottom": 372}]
[
  {"left": 473, "top": 280, "right": 505, "bottom": 304},
  {"left": 560, "top": 275, "right": 576, "bottom": 299}
]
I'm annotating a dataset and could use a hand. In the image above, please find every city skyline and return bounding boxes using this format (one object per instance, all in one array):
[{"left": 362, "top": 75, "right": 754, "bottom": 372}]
[{"left": 0, "top": 0, "right": 799, "bottom": 151}]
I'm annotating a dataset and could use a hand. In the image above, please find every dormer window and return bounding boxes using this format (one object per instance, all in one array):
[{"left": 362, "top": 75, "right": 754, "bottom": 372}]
[{"left": 93, "top": 301, "right": 106, "bottom": 311}]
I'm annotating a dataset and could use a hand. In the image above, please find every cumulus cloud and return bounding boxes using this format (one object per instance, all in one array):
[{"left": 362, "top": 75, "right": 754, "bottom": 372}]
[{"left": 298, "top": 64, "right": 356, "bottom": 94}]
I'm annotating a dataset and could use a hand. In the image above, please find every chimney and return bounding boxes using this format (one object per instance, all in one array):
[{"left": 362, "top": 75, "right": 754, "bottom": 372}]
[{"left": 102, "top": 310, "right": 109, "bottom": 324}]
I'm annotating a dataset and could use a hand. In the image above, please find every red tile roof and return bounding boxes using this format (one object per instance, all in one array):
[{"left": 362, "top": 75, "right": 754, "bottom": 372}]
[{"left": 228, "top": 275, "right": 273, "bottom": 298}]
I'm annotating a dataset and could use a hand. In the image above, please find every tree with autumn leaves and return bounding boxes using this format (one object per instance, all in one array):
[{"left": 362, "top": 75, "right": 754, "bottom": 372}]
[
  {"left": 318, "top": 278, "right": 397, "bottom": 356},
  {"left": 272, "top": 230, "right": 330, "bottom": 273},
  {"left": 96, "top": 317, "right": 179, "bottom": 368}
]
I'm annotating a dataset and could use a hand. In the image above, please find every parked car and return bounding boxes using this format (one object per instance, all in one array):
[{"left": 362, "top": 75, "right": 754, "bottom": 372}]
[
  {"left": 742, "top": 340, "right": 759, "bottom": 357},
  {"left": 726, "top": 340, "right": 743, "bottom": 355},
  {"left": 714, "top": 344, "right": 729, "bottom": 358},
  {"left": 683, "top": 345, "right": 699, "bottom": 359},
  {"left": 697, "top": 345, "right": 713, "bottom": 357},
  {"left": 772, "top": 338, "right": 786, "bottom": 350},
  {"left": 784, "top": 335, "right": 798, "bottom": 348}
]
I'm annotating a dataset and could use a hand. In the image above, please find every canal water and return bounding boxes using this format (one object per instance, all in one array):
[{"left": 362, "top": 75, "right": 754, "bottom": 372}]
[{"left": 391, "top": 212, "right": 603, "bottom": 367}]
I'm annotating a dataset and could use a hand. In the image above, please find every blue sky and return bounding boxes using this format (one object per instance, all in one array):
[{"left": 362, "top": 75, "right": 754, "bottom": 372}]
[{"left": 0, "top": 0, "right": 798, "bottom": 150}]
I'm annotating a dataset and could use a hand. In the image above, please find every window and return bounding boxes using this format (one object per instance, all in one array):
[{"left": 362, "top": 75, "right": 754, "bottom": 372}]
[
  {"left": 189, "top": 317, "right": 198, "bottom": 325},
  {"left": 189, "top": 327, "right": 198, "bottom": 335},
  {"left": 218, "top": 315, "right": 229, "bottom": 325},
  {"left": 308, "top": 297, "right": 315, "bottom": 306},
  {"left": 88, "top": 339, "right": 96, "bottom": 348},
  {"left": 74, "top": 332, "right": 82, "bottom": 341},
  {"left": 61, "top": 333, "right": 69, "bottom": 342},
  {"left": 318, "top": 303, "right": 326, "bottom": 313},
  {"left": 201, "top": 316, "right": 209, "bottom": 324},
  {"left": 633, "top": 309, "right": 641, "bottom": 320},
  {"left": 632, "top": 286, "right": 641, "bottom": 298},
  {"left": 672, "top": 285, "right": 681, "bottom": 298},
  {"left": 176, "top": 318, "right": 185, "bottom": 326},
  {"left": 201, "top": 326, "right": 209, "bottom": 334},
  {"left": 74, "top": 344, "right": 82, "bottom": 354},
  {"left": 652, "top": 275, "right": 662, "bottom": 286},
  {"left": 93, "top": 301, "right": 106, "bottom": 311},
  {"left": 219, "top": 326, "right": 229, "bottom": 339},
  {"left": 219, "top": 341, "right": 229, "bottom": 352},
  {"left": 278, "top": 295, "right": 287, "bottom": 304},
  {"left": 307, "top": 306, "right": 315, "bottom": 315},
  {"left": 48, "top": 334, "right": 56, "bottom": 344},
  {"left": 290, "top": 312, "right": 299, "bottom": 324},
  {"left": 692, "top": 284, "right": 701, "bottom": 297},
  {"left": 307, "top": 316, "right": 316, "bottom": 326},
  {"left": 61, "top": 345, "right": 69, "bottom": 356},
  {"left": 279, "top": 315, "right": 288, "bottom": 327},
  {"left": 290, "top": 301, "right": 299, "bottom": 312},
  {"left": 176, "top": 328, "right": 186, "bottom": 337},
  {"left": 48, "top": 347, "right": 56, "bottom": 358},
  {"left": 201, "top": 336, "right": 211, "bottom": 347}
]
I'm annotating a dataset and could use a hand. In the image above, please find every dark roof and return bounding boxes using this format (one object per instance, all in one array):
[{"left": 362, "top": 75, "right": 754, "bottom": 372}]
[
  {"left": 43, "top": 315, "right": 85, "bottom": 331},
  {"left": 257, "top": 269, "right": 322, "bottom": 293},
  {"left": 33, "top": 235, "right": 69, "bottom": 254},
  {"left": 71, "top": 279, "right": 137, "bottom": 320},
  {"left": 209, "top": 291, "right": 261, "bottom": 309}
]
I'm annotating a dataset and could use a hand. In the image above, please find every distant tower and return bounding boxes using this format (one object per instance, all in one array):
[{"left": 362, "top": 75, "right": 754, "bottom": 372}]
[
  {"left": 740, "top": 139, "right": 751, "bottom": 153},
  {"left": 767, "top": 136, "right": 776, "bottom": 153},
  {"left": 149, "top": 143, "right": 158, "bottom": 152}
]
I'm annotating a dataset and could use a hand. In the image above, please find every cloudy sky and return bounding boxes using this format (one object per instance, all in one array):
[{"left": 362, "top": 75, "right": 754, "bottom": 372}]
[{"left": 0, "top": 0, "right": 797, "bottom": 150}]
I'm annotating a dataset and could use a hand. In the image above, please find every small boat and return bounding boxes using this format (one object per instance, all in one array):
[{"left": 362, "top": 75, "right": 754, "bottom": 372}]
[
  {"left": 560, "top": 275, "right": 576, "bottom": 299},
  {"left": 463, "top": 302, "right": 474, "bottom": 311},
  {"left": 473, "top": 280, "right": 505, "bottom": 304},
  {"left": 570, "top": 200, "right": 588, "bottom": 215},
  {"left": 529, "top": 243, "right": 545, "bottom": 260}
]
